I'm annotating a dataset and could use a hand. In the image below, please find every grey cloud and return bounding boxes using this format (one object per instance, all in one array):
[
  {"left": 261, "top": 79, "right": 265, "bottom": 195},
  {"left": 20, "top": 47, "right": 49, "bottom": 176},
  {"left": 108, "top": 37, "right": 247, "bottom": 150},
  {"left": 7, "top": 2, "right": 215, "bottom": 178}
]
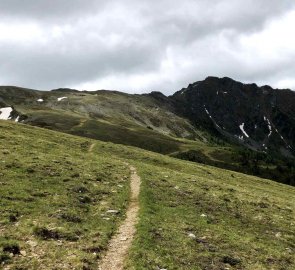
[
  {"left": 0, "top": 40, "right": 161, "bottom": 89},
  {"left": 0, "top": 0, "right": 107, "bottom": 21},
  {"left": 143, "top": 0, "right": 294, "bottom": 42},
  {"left": 0, "top": 0, "right": 294, "bottom": 93}
]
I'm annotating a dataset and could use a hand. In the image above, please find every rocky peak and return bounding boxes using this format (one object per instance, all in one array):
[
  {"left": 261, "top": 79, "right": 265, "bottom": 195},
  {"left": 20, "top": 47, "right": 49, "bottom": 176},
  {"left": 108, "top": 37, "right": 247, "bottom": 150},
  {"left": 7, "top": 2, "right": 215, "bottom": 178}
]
[{"left": 170, "top": 76, "right": 295, "bottom": 157}]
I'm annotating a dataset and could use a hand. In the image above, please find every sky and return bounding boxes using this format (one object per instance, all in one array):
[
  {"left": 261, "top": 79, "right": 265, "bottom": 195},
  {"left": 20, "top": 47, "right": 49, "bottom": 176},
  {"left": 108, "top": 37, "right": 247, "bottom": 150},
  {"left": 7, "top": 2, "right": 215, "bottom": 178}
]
[{"left": 0, "top": 0, "right": 295, "bottom": 94}]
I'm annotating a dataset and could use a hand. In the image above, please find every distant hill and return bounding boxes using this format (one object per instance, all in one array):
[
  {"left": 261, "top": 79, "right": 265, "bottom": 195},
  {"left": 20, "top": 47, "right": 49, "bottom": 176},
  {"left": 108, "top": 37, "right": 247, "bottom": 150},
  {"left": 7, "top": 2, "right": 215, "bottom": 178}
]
[{"left": 0, "top": 77, "right": 294, "bottom": 185}]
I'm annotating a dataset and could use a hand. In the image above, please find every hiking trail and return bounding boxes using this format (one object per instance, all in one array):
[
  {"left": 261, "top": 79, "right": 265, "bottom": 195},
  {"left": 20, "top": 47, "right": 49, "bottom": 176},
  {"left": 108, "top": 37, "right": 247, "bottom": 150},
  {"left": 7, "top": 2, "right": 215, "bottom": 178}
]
[{"left": 99, "top": 165, "right": 141, "bottom": 270}]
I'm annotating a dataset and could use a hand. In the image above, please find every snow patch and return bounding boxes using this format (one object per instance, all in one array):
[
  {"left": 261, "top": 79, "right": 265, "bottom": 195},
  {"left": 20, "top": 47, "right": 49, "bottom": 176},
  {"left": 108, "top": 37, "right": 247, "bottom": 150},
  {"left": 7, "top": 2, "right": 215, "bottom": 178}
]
[
  {"left": 204, "top": 108, "right": 211, "bottom": 118},
  {"left": 274, "top": 127, "right": 293, "bottom": 150},
  {"left": 0, "top": 107, "right": 13, "bottom": 120},
  {"left": 264, "top": 116, "right": 272, "bottom": 137},
  {"left": 15, "top": 116, "right": 19, "bottom": 122},
  {"left": 239, "top": 123, "right": 249, "bottom": 138},
  {"left": 57, "top": 97, "right": 67, "bottom": 101},
  {"left": 204, "top": 106, "right": 221, "bottom": 129},
  {"left": 37, "top": 99, "right": 44, "bottom": 102}
]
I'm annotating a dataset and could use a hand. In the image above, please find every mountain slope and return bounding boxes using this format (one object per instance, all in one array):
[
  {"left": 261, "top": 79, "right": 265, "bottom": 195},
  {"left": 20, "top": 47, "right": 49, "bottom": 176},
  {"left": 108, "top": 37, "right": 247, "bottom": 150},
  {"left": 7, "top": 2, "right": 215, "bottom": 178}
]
[
  {"left": 171, "top": 76, "right": 295, "bottom": 157},
  {"left": 0, "top": 77, "right": 294, "bottom": 186},
  {"left": 0, "top": 86, "right": 207, "bottom": 155},
  {"left": 0, "top": 121, "right": 294, "bottom": 269},
  {"left": 1, "top": 78, "right": 295, "bottom": 157}
]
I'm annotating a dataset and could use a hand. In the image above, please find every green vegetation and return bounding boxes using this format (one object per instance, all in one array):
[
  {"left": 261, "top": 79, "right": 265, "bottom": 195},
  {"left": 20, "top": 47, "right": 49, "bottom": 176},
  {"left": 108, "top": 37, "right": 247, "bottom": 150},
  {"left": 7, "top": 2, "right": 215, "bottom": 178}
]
[
  {"left": 0, "top": 120, "right": 294, "bottom": 269},
  {"left": 96, "top": 146, "right": 295, "bottom": 270},
  {"left": 173, "top": 147, "right": 295, "bottom": 186},
  {"left": 70, "top": 119, "right": 182, "bottom": 154},
  {"left": 2, "top": 86, "right": 294, "bottom": 186},
  {"left": 0, "top": 121, "right": 130, "bottom": 269}
]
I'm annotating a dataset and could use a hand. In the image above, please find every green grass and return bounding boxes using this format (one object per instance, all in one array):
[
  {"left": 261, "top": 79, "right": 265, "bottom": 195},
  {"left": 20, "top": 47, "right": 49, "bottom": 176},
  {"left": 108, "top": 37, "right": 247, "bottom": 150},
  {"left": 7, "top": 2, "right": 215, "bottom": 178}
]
[
  {"left": 0, "top": 120, "right": 294, "bottom": 270},
  {"left": 0, "top": 121, "right": 130, "bottom": 269},
  {"left": 70, "top": 119, "right": 182, "bottom": 154},
  {"left": 94, "top": 141, "right": 295, "bottom": 270}
]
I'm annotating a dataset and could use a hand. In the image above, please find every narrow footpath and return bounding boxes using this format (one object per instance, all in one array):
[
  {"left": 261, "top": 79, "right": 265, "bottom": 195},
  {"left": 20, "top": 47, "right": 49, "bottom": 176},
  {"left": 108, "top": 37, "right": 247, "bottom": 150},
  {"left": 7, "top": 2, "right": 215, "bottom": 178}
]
[{"left": 99, "top": 165, "right": 141, "bottom": 270}]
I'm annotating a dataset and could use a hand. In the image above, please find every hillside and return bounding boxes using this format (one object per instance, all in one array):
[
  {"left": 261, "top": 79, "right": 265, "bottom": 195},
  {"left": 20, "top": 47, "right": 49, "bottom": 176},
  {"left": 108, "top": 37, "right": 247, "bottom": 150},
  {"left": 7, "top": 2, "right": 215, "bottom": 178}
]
[
  {"left": 0, "top": 121, "right": 294, "bottom": 269},
  {"left": 172, "top": 76, "right": 295, "bottom": 157},
  {"left": 0, "top": 86, "right": 202, "bottom": 154},
  {"left": 1, "top": 77, "right": 294, "bottom": 158},
  {"left": 0, "top": 77, "right": 294, "bottom": 185}
]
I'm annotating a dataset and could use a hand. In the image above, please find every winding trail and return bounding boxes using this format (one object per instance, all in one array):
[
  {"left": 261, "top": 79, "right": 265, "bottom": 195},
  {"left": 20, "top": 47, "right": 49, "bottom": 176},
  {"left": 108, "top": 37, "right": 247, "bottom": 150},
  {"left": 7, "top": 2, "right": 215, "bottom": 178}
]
[{"left": 99, "top": 165, "right": 141, "bottom": 270}]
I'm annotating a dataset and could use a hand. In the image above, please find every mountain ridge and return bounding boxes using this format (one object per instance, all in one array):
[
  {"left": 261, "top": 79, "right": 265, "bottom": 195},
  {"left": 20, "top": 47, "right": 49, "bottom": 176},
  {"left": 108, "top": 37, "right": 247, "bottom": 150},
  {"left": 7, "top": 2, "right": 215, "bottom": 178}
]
[
  {"left": 170, "top": 76, "right": 295, "bottom": 156},
  {"left": 0, "top": 76, "right": 294, "bottom": 185},
  {"left": 1, "top": 76, "right": 294, "bottom": 157}
]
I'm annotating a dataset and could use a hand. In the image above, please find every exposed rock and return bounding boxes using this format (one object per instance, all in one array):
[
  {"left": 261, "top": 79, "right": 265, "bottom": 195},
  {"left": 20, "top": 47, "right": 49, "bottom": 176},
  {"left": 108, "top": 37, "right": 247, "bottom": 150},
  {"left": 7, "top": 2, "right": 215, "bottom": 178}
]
[
  {"left": 188, "top": 233, "right": 196, "bottom": 239},
  {"left": 222, "top": 256, "right": 241, "bottom": 266},
  {"left": 106, "top": 210, "right": 120, "bottom": 214}
]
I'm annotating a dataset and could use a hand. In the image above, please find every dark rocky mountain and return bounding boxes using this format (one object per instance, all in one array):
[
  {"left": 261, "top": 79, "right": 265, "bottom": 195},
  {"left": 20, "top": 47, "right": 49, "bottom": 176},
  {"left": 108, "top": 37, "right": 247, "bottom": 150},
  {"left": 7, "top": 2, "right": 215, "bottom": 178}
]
[{"left": 170, "top": 76, "right": 295, "bottom": 157}]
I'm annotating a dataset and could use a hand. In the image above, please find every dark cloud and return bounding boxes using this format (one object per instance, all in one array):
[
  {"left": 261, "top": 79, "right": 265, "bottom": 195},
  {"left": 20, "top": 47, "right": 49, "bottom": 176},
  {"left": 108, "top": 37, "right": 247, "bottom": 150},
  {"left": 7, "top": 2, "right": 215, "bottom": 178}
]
[{"left": 0, "top": 0, "right": 294, "bottom": 93}]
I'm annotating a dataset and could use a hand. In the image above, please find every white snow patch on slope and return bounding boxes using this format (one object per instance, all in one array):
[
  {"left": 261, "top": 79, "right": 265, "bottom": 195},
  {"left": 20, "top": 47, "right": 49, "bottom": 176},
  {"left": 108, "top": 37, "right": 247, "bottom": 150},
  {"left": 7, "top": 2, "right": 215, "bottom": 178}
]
[
  {"left": 204, "top": 107, "right": 211, "bottom": 118},
  {"left": 57, "top": 97, "right": 67, "bottom": 101},
  {"left": 274, "top": 127, "right": 293, "bottom": 149},
  {"left": 204, "top": 106, "right": 221, "bottom": 129},
  {"left": 239, "top": 123, "right": 249, "bottom": 138},
  {"left": 0, "top": 107, "right": 13, "bottom": 120},
  {"left": 37, "top": 99, "right": 44, "bottom": 102},
  {"left": 264, "top": 116, "right": 272, "bottom": 137},
  {"left": 15, "top": 116, "right": 19, "bottom": 122}
]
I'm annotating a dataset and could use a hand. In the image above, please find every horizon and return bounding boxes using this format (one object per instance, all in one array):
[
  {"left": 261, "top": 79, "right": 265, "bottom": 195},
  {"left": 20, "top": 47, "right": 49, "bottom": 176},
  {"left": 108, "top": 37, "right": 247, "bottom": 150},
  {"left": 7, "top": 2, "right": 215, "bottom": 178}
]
[{"left": 1, "top": 75, "right": 294, "bottom": 94}]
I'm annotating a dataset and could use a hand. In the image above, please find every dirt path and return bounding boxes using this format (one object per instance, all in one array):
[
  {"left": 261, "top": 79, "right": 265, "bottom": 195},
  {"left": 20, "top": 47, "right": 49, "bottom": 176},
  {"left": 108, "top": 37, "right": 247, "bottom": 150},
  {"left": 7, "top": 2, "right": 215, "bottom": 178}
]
[
  {"left": 88, "top": 142, "right": 96, "bottom": 152},
  {"left": 99, "top": 165, "right": 141, "bottom": 270}
]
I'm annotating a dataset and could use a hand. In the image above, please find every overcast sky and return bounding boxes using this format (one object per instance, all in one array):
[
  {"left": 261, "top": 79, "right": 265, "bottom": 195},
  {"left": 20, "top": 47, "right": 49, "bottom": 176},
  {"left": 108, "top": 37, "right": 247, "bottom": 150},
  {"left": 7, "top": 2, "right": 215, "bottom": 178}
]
[{"left": 0, "top": 0, "right": 295, "bottom": 94}]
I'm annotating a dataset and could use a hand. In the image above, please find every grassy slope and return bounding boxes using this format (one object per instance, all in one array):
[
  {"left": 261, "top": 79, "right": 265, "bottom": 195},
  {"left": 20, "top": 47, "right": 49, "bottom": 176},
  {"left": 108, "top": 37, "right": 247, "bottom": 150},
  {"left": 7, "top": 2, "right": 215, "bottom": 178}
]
[
  {"left": 0, "top": 121, "right": 130, "bottom": 269},
  {"left": 96, "top": 142, "right": 295, "bottom": 269},
  {"left": 22, "top": 103, "right": 295, "bottom": 185},
  {"left": 1, "top": 121, "right": 294, "bottom": 270}
]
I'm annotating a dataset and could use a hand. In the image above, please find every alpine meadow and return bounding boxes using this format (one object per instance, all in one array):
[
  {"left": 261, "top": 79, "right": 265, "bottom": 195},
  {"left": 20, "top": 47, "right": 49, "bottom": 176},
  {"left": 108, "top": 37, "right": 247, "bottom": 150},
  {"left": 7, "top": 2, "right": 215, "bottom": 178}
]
[{"left": 0, "top": 1, "right": 295, "bottom": 270}]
